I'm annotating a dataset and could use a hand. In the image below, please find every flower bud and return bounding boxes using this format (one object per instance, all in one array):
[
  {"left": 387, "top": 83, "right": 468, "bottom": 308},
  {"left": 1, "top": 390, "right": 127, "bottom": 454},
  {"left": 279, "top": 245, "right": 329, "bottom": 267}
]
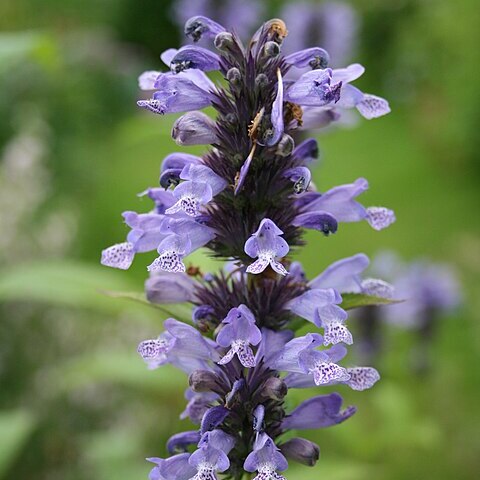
[
  {"left": 276, "top": 134, "right": 294, "bottom": 157},
  {"left": 255, "top": 73, "right": 270, "bottom": 89},
  {"left": 192, "top": 305, "right": 217, "bottom": 333},
  {"left": 172, "top": 111, "right": 218, "bottom": 146},
  {"left": 265, "top": 18, "right": 288, "bottom": 44},
  {"left": 226, "top": 67, "right": 241, "bottom": 86},
  {"left": 264, "top": 41, "right": 280, "bottom": 57},
  {"left": 189, "top": 370, "right": 220, "bottom": 392},
  {"left": 280, "top": 438, "right": 320, "bottom": 466},
  {"left": 258, "top": 376, "right": 288, "bottom": 401},
  {"left": 214, "top": 31, "right": 235, "bottom": 51}
]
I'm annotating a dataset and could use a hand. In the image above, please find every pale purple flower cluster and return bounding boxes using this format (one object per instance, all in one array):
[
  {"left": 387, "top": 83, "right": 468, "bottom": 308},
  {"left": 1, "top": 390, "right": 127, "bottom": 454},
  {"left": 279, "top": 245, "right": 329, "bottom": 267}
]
[
  {"left": 101, "top": 16, "right": 395, "bottom": 479},
  {"left": 372, "top": 253, "right": 461, "bottom": 329}
]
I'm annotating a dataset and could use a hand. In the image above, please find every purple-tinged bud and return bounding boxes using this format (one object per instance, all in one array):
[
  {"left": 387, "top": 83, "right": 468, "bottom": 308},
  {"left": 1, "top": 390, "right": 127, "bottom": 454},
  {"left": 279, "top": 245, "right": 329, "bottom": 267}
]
[
  {"left": 214, "top": 32, "right": 235, "bottom": 52},
  {"left": 189, "top": 370, "right": 220, "bottom": 393},
  {"left": 264, "top": 41, "right": 280, "bottom": 57},
  {"left": 226, "top": 67, "right": 241, "bottom": 86},
  {"left": 172, "top": 111, "right": 218, "bottom": 146},
  {"left": 192, "top": 304, "right": 216, "bottom": 327},
  {"left": 145, "top": 271, "right": 197, "bottom": 304},
  {"left": 280, "top": 438, "right": 320, "bottom": 466},
  {"left": 185, "top": 16, "right": 225, "bottom": 43},
  {"left": 276, "top": 134, "right": 294, "bottom": 157},
  {"left": 259, "top": 376, "right": 288, "bottom": 401}
]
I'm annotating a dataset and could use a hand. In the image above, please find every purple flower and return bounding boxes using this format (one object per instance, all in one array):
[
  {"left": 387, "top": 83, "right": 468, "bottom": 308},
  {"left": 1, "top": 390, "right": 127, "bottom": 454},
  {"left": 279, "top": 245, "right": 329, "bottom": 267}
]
[
  {"left": 137, "top": 74, "right": 213, "bottom": 115},
  {"left": 287, "top": 289, "right": 352, "bottom": 345},
  {"left": 170, "top": 46, "right": 221, "bottom": 73},
  {"left": 164, "top": 163, "right": 227, "bottom": 216},
  {"left": 165, "top": 182, "right": 213, "bottom": 217},
  {"left": 167, "top": 430, "right": 201, "bottom": 454},
  {"left": 297, "top": 344, "right": 350, "bottom": 386},
  {"left": 147, "top": 453, "right": 196, "bottom": 480},
  {"left": 285, "top": 47, "right": 330, "bottom": 70},
  {"left": 292, "top": 138, "right": 319, "bottom": 164},
  {"left": 216, "top": 305, "right": 262, "bottom": 368},
  {"left": 244, "top": 219, "right": 290, "bottom": 276},
  {"left": 184, "top": 16, "right": 226, "bottom": 42},
  {"left": 373, "top": 254, "right": 461, "bottom": 328},
  {"left": 309, "top": 253, "right": 394, "bottom": 300},
  {"left": 285, "top": 68, "right": 342, "bottom": 106},
  {"left": 172, "top": 0, "right": 265, "bottom": 42},
  {"left": 147, "top": 219, "right": 215, "bottom": 273},
  {"left": 244, "top": 433, "right": 288, "bottom": 480},
  {"left": 309, "top": 253, "right": 370, "bottom": 292},
  {"left": 292, "top": 211, "right": 338, "bottom": 235},
  {"left": 200, "top": 406, "right": 230, "bottom": 435},
  {"left": 180, "top": 389, "right": 218, "bottom": 424},
  {"left": 296, "top": 178, "right": 396, "bottom": 230},
  {"left": 188, "top": 430, "right": 233, "bottom": 479},
  {"left": 271, "top": 332, "right": 323, "bottom": 373},
  {"left": 137, "top": 318, "right": 219, "bottom": 373},
  {"left": 299, "top": 63, "right": 390, "bottom": 126},
  {"left": 282, "top": 393, "right": 356, "bottom": 430}
]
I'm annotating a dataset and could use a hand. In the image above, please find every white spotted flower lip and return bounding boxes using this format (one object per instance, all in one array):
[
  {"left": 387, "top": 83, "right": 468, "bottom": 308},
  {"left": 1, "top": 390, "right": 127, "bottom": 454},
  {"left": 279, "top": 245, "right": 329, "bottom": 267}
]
[{"left": 244, "top": 218, "right": 290, "bottom": 276}]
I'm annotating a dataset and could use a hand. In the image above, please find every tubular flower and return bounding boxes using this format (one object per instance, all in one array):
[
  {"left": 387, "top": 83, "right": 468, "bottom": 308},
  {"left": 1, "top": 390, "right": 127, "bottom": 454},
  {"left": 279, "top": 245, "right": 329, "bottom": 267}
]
[{"left": 102, "top": 15, "right": 396, "bottom": 480}]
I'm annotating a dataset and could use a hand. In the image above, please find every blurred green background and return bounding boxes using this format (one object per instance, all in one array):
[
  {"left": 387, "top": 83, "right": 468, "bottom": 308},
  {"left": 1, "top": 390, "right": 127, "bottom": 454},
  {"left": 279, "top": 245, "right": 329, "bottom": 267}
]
[{"left": 0, "top": 0, "right": 479, "bottom": 479}]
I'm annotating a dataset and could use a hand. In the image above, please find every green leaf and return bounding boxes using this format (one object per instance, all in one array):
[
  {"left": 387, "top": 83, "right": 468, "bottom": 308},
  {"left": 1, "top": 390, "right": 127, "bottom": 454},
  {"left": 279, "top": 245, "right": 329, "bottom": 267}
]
[
  {"left": 47, "top": 351, "right": 185, "bottom": 396},
  {"left": 340, "top": 293, "right": 402, "bottom": 310},
  {"left": 0, "top": 261, "right": 153, "bottom": 315},
  {"left": 0, "top": 410, "right": 36, "bottom": 476},
  {"left": 102, "top": 290, "right": 193, "bottom": 322}
]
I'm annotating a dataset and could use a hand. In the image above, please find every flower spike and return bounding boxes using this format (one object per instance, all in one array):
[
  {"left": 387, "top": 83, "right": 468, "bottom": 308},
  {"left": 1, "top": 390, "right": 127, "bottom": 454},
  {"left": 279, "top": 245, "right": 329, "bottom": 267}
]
[{"left": 103, "top": 14, "right": 396, "bottom": 480}]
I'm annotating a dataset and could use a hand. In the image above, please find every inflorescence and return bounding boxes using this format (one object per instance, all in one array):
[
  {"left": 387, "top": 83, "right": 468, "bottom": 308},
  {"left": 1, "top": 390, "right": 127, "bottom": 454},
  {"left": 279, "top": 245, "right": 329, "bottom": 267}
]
[{"left": 102, "top": 16, "right": 395, "bottom": 480}]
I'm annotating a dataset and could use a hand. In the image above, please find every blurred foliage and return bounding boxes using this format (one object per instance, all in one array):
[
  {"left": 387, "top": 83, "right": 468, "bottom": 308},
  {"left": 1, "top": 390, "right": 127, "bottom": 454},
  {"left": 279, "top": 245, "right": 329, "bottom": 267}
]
[{"left": 0, "top": 0, "right": 479, "bottom": 480}]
